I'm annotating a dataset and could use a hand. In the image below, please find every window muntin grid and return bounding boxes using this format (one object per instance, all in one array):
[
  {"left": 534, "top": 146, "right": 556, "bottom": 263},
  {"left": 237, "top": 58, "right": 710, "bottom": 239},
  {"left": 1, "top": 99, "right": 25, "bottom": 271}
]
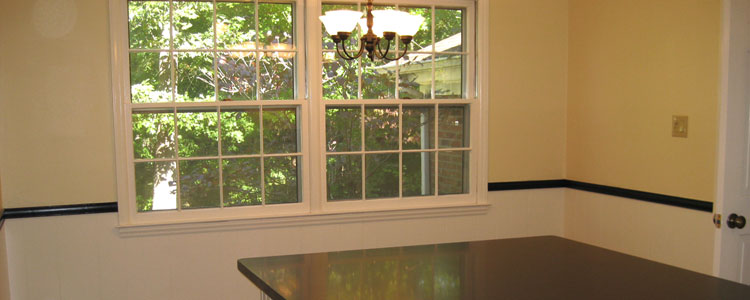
[
  {"left": 127, "top": 0, "right": 302, "bottom": 213},
  {"left": 320, "top": 3, "right": 473, "bottom": 202},
  {"left": 321, "top": 3, "right": 467, "bottom": 100}
]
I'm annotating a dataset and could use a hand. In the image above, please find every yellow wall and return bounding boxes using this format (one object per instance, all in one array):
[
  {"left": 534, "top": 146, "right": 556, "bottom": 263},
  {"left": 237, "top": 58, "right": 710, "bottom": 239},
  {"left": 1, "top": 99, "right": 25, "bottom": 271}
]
[
  {"left": 0, "top": 0, "right": 116, "bottom": 208},
  {"left": 566, "top": 0, "right": 722, "bottom": 201},
  {"left": 488, "top": 0, "right": 569, "bottom": 182}
]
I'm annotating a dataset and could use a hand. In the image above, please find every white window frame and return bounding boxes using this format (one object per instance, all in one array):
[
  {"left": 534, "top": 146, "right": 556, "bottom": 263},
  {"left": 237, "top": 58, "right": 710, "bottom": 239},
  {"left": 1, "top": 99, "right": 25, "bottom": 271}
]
[{"left": 110, "top": 0, "right": 489, "bottom": 228}]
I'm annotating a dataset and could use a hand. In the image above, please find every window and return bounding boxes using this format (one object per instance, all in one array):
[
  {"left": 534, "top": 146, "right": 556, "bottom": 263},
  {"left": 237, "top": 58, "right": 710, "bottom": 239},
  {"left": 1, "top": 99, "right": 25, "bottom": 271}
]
[
  {"left": 318, "top": 3, "right": 475, "bottom": 211},
  {"left": 111, "top": 0, "right": 486, "bottom": 226}
]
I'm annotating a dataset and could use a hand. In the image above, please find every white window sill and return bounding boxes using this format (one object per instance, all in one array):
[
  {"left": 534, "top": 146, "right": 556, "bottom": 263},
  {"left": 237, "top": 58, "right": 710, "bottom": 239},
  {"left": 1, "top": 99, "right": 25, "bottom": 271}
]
[{"left": 117, "top": 203, "right": 490, "bottom": 237}]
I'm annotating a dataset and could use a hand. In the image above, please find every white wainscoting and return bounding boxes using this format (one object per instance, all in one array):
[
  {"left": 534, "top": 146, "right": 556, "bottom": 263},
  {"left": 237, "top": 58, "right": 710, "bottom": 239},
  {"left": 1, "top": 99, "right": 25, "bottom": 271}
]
[
  {"left": 563, "top": 188, "right": 714, "bottom": 275},
  {"left": 4, "top": 189, "right": 564, "bottom": 300},
  {"left": 0, "top": 224, "right": 10, "bottom": 300}
]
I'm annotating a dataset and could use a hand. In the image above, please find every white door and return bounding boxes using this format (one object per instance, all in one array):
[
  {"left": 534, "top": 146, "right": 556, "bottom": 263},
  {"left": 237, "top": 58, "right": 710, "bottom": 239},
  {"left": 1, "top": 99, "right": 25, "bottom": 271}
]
[{"left": 716, "top": 0, "right": 750, "bottom": 284}]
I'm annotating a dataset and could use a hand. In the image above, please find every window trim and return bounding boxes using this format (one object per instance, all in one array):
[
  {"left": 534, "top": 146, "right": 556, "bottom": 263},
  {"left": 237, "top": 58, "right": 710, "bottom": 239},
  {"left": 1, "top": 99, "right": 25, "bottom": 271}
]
[{"left": 110, "top": 0, "right": 489, "bottom": 227}]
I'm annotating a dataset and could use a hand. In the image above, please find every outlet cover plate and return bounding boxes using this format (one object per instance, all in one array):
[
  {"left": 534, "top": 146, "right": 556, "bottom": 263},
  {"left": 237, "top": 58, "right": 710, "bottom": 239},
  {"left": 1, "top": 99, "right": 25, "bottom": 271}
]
[{"left": 672, "top": 115, "right": 688, "bottom": 138}]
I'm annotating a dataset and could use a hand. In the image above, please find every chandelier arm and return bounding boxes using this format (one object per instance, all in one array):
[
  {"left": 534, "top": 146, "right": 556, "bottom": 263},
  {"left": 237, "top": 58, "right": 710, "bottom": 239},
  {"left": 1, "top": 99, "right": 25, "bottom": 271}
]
[
  {"left": 393, "top": 44, "right": 409, "bottom": 60},
  {"left": 335, "top": 43, "right": 356, "bottom": 60},
  {"left": 336, "top": 38, "right": 364, "bottom": 60},
  {"left": 382, "top": 41, "right": 408, "bottom": 61},
  {"left": 375, "top": 38, "right": 392, "bottom": 59}
]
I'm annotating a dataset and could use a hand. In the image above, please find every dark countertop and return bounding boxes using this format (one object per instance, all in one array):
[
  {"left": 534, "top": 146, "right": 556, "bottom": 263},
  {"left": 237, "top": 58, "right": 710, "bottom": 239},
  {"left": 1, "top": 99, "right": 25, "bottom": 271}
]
[{"left": 238, "top": 236, "right": 750, "bottom": 299}]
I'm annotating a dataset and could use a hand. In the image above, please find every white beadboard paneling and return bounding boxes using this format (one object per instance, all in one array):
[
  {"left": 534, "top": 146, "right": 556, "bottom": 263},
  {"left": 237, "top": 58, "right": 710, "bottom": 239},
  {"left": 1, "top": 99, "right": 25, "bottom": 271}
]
[
  {"left": 19, "top": 216, "right": 62, "bottom": 300},
  {"left": 5, "top": 221, "right": 27, "bottom": 300},
  {"left": 0, "top": 225, "right": 10, "bottom": 300},
  {"left": 4, "top": 190, "right": 565, "bottom": 300},
  {"left": 169, "top": 231, "right": 234, "bottom": 300},
  {"left": 490, "top": 189, "right": 532, "bottom": 238},
  {"left": 57, "top": 214, "right": 103, "bottom": 300},
  {"left": 298, "top": 222, "right": 365, "bottom": 254},
  {"left": 123, "top": 234, "right": 176, "bottom": 300},
  {"left": 97, "top": 214, "right": 129, "bottom": 300},
  {"left": 527, "top": 188, "right": 566, "bottom": 236},
  {"left": 563, "top": 188, "right": 714, "bottom": 274}
]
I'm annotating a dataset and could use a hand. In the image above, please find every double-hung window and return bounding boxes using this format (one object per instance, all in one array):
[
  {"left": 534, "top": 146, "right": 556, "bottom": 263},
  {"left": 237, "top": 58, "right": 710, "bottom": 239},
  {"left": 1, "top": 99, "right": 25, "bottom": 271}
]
[{"left": 111, "top": 0, "right": 487, "bottom": 226}]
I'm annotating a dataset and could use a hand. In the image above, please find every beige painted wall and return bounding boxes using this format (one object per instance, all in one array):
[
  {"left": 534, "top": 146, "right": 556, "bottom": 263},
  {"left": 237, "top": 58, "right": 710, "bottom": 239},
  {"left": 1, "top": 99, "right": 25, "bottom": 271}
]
[
  {"left": 488, "top": 0, "right": 568, "bottom": 182},
  {"left": 566, "top": 0, "right": 722, "bottom": 201},
  {"left": 0, "top": 0, "right": 116, "bottom": 208}
]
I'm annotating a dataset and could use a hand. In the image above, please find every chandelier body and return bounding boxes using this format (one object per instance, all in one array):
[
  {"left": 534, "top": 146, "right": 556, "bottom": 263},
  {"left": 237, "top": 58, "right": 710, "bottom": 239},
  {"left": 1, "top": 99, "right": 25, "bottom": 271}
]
[{"left": 320, "top": 0, "right": 423, "bottom": 61}]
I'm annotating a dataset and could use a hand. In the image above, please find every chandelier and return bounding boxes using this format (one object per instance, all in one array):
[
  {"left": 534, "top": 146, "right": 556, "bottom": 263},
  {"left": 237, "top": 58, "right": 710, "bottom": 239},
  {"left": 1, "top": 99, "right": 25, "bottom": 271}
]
[{"left": 319, "top": 0, "right": 424, "bottom": 61}]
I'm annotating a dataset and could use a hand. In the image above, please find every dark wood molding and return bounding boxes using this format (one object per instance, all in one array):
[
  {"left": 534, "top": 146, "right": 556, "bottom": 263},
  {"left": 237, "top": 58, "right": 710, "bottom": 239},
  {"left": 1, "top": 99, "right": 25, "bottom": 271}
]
[
  {"left": 0, "top": 180, "right": 713, "bottom": 221},
  {"left": 564, "top": 180, "right": 713, "bottom": 212},
  {"left": 488, "top": 180, "right": 567, "bottom": 190},
  {"left": 488, "top": 180, "right": 713, "bottom": 213},
  {"left": 2, "top": 202, "right": 117, "bottom": 219}
]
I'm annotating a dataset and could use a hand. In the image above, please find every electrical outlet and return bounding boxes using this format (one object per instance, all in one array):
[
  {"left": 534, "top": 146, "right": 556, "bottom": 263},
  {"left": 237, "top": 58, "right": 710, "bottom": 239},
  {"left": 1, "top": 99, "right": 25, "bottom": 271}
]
[{"left": 672, "top": 115, "right": 688, "bottom": 138}]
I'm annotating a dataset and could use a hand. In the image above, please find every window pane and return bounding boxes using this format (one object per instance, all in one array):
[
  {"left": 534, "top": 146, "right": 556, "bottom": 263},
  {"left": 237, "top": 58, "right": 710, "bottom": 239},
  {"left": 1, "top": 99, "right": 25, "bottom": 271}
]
[
  {"left": 400, "top": 7, "right": 431, "bottom": 52},
  {"left": 259, "top": 56, "right": 295, "bottom": 100},
  {"left": 177, "top": 109, "right": 219, "bottom": 157},
  {"left": 217, "top": 52, "right": 257, "bottom": 101},
  {"left": 326, "top": 154, "right": 362, "bottom": 201},
  {"left": 323, "top": 53, "right": 359, "bottom": 100},
  {"left": 322, "top": 4, "right": 359, "bottom": 50},
  {"left": 399, "top": 52, "right": 431, "bottom": 99},
  {"left": 362, "top": 58, "right": 395, "bottom": 99},
  {"left": 263, "top": 107, "right": 298, "bottom": 154},
  {"left": 402, "top": 106, "right": 435, "bottom": 150},
  {"left": 216, "top": 1, "right": 256, "bottom": 49},
  {"left": 435, "top": 8, "right": 463, "bottom": 52},
  {"left": 259, "top": 3, "right": 294, "bottom": 49},
  {"left": 326, "top": 106, "right": 361, "bottom": 152},
  {"left": 438, "top": 151, "right": 468, "bottom": 195},
  {"left": 403, "top": 152, "right": 435, "bottom": 197},
  {"left": 221, "top": 108, "right": 260, "bottom": 155},
  {"left": 175, "top": 52, "right": 216, "bottom": 102},
  {"left": 365, "top": 106, "right": 398, "bottom": 151},
  {"left": 173, "top": 0, "right": 214, "bottom": 49},
  {"left": 129, "top": 52, "right": 172, "bottom": 103},
  {"left": 434, "top": 54, "right": 463, "bottom": 99},
  {"left": 135, "top": 161, "right": 177, "bottom": 212},
  {"left": 132, "top": 110, "right": 175, "bottom": 159},
  {"left": 438, "top": 105, "right": 468, "bottom": 148},
  {"left": 128, "top": 0, "right": 170, "bottom": 49},
  {"left": 223, "top": 157, "right": 262, "bottom": 207},
  {"left": 180, "top": 159, "right": 221, "bottom": 208},
  {"left": 365, "top": 153, "right": 399, "bottom": 199},
  {"left": 265, "top": 156, "right": 299, "bottom": 204}
]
